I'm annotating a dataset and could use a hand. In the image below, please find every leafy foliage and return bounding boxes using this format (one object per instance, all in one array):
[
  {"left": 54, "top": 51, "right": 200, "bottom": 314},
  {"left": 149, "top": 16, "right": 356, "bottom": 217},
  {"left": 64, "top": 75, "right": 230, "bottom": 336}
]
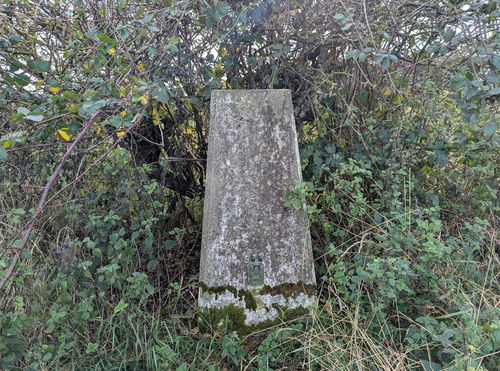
[{"left": 0, "top": 0, "right": 498, "bottom": 370}]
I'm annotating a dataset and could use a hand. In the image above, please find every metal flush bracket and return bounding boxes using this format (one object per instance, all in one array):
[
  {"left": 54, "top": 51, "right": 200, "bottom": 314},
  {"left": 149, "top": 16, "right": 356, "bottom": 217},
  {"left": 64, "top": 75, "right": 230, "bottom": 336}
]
[{"left": 248, "top": 256, "right": 264, "bottom": 287}]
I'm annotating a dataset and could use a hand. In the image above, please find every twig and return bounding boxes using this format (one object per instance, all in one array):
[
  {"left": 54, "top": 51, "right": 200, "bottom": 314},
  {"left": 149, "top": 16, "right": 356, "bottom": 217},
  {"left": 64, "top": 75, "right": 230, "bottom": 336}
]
[
  {"left": 44, "top": 107, "right": 149, "bottom": 207},
  {"left": 6, "top": 141, "right": 75, "bottom": 152},
  {"left": 0, "top": 110, "right": 100, "bottom": 291}
]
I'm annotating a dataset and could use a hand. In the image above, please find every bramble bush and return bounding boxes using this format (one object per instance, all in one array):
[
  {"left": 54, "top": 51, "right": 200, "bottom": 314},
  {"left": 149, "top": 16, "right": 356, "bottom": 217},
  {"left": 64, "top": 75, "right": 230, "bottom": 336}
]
[{"left": 1, "top": 0, "right": 498, "bottom": 370}]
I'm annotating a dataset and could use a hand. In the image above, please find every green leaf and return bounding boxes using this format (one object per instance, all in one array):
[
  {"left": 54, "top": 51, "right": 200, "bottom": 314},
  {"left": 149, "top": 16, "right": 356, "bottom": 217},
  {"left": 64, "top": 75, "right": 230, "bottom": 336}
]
[
  {"left": 464, "top": 85, "right": 478, "bottom": 99},
  {"left": 483, "top": 124, "right": 497, "bottom": 136},
  {"left": 382, "top": 56, "right": 391, "bottom": 69},
  {"left": 17, "top": 107, "right": 30, "bottom": 115},
  {"left": 435, "top": 150, "right": 448, "bottom": 167},
  {"left": 450, "top": 77, "right": 467, "bottom": 89},
  {"left": 25, "top": 114, "right": 44, "bottom": 122},
  {"left": 147, "top": 259, "right": 159, "bottom": 272},
  {"left": 420, "top": 360, "right": 442, "bottom": 371},
  {"left": 78, "top": 100, "right": 106, "bottom": 118},
  {"left": 97, "top": 33, "right": 117, "bottom": 46},
  {"left": 491, "top": 55, "right": 500, "bottom": 69},
  {"left": 14, "top": 74, "right": 30, "bottom": 86},
  {"left": 488, "top": 87, "right": 500, "bottom": 96},
  {"left": 27, "top": 60, "right": 51, "bottom": 73},
  {"left": 31, "top": 302, "right": 42, "bottom": 313},
  {"left": 471, "top": 80, "right": 483, "bottom": 88},
  {"left": 114, "top": 299, "right": 128, "bottom": 313},
  {"left": 341, "top": 23, "right": 353, "bottom": 31},
  {"left": 21, "top": 250, "right": 32, "bottom": 260},
  {"left": 0, "top": 147, "right": 7, "bottom": 161},
  {"left": 8, "top": 34, "right": 21, "bottom": 43},
  {"left": 85, "top": 342, "right": 99, "bottom": 354},
  {"left": 164, "top": 240, "right": 177, "bottom": 250},
  {"left": 63, "top": 91, "right": 81, "bottom": 100}
]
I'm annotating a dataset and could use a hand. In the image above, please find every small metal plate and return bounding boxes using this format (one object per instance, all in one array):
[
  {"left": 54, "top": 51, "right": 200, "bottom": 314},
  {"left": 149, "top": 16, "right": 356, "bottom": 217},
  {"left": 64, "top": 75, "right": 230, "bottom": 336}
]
[{"left": 248, "top": 257, "right": 264, "bottom": 287}]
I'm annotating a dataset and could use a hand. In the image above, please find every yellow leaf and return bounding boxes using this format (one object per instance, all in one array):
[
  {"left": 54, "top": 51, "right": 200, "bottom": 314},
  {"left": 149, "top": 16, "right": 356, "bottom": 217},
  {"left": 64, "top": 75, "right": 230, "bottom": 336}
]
[
  {"left": 96, "top": 126, "right": 102, "bottom": 135},
  {"left": 49, "top": 86, "right": 61, "bottom": 94},
  {"left": 152, "top": 105, "right": 159, "bottom": 126},
  {"left": 35, "top": 80, "right": 44, "bottom": 91},
  {"left": 2, "top": 139, "right": 13, "bottom": 149},
  {"left": 120, "top": 110, "right": 127, "bottom": 118},
  {"left": 137, "top": 61, "right": 146, "bottom": 72},
  {"left": 139, "top": 95, "right": 148, "bottom": 105},
  {"left": 108, "top": 48, "right": 116, "bottom": 55},
  {"left": 119, "top": 86, "right": 126, "bottom": 98},
  {"left": 392, "top": 94, "right": 402, "bottom": 104},
  {"left": 116, "top": 131, "right": 126, "bottom": 138},
  {"left": 183, "top": 128, "right": 195, "bottom": 136},
  {"left": 57, "top": 129, "right": 71, "bottom": 141}
]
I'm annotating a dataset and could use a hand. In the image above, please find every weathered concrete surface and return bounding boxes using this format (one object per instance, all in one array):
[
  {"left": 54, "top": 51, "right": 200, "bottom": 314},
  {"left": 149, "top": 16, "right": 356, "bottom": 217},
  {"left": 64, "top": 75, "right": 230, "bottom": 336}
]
[{"left": 199, "top": 90, "right": 316, "bottom": 326}]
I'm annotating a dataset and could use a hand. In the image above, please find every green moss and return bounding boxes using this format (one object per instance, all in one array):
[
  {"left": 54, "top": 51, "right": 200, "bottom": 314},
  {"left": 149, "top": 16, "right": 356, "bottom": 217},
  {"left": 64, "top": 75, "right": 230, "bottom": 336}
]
[
  {"left": 259, "top": 282, "right": 316, "bottom": 297},
  {"left": 199, "top": 281, "right": 237, "bottom": 296},
  {"left": 197, "top": 304, "right": 247, "bottom": 334},
  {"left": 197, "top": 304, "right": 311, "bottom": 336},
  {"left": 237, "top": 289, "right": 257, "bottom": 310},
  {"left": 199, "top": 281, "right": 316, "bottom": 303},
  {"left": 197, "top": 281, "right": 314, "bottom": 334}
]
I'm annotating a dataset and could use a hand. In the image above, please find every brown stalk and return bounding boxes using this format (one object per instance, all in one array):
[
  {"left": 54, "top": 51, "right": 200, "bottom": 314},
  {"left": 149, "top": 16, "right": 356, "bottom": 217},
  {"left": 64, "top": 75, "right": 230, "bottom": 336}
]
[{"left": 0, "top": 110, "right": 99, "bottom": 290}]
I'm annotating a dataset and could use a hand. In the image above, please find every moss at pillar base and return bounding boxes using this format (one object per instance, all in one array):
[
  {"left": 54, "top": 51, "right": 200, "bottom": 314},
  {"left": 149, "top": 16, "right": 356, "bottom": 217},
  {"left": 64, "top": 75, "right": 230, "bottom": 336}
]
[{"left": 197, "top": 304, "right": 310, "bottom": 336}]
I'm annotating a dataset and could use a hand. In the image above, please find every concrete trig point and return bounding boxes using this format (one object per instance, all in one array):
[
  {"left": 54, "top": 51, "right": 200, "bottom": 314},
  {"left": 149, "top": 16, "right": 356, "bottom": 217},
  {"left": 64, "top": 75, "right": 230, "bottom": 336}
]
[{"left": 199, "top": 89, "right": 316, "bottom": 331}]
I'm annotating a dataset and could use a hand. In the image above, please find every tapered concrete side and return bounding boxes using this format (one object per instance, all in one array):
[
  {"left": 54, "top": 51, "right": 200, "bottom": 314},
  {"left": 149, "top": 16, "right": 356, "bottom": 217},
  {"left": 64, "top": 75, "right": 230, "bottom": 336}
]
[{"left": 199, "top": 90, "right": 316, "bottom": 327}]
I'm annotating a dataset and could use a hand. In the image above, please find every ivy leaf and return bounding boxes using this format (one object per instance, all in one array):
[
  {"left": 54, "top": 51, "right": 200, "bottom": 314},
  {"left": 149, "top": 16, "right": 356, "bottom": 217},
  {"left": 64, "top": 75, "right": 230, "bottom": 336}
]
[{"left": 27, "top": 60, "right": 51, "bottom": 73}]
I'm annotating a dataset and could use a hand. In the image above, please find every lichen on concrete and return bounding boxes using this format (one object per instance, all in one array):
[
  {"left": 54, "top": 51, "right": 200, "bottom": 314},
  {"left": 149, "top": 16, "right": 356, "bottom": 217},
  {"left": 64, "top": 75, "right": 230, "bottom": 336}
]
[
  {"left": 199, "top": 90, "right": 316, "bottom": 326},
  {"left": 199, "top": 281, "right": 317, "bottom": 326}
]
